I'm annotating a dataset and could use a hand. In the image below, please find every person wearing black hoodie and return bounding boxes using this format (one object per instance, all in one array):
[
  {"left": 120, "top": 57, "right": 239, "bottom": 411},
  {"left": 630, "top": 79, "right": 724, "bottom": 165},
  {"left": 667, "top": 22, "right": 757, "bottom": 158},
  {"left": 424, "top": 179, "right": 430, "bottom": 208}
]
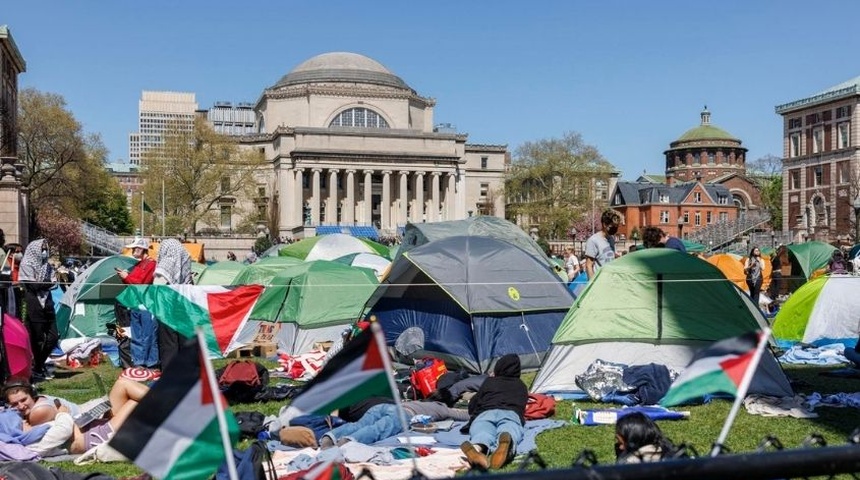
[{"left": 460, "top": 354, "right": 528, "bottom": 470}]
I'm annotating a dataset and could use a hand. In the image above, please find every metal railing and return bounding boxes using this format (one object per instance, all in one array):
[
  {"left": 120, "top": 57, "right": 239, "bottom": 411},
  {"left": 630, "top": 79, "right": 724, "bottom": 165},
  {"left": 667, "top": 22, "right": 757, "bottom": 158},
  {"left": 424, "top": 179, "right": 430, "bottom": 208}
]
[
  {"left": 80, "top": 221, "right": 124, "bottom": 255},
  {"left": 688, "top": 211, "right": 773, "bottom": 252}
]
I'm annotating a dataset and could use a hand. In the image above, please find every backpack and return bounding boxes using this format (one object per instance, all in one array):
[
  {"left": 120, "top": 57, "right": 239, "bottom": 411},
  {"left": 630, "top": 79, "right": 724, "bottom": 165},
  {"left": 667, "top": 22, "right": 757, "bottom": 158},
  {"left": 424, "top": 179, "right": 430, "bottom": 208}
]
[
  {"left": 524, "top": 393, "right": 556, "bottom": 420},
  {"left": 217, "top": 360, "right": 270, "bottom": 404},
  {"left": 235, "top": 411, "right": 267, "bottom": 439},
  {"left": 217, "top": 440, "right": 276, "bottom": 480}
]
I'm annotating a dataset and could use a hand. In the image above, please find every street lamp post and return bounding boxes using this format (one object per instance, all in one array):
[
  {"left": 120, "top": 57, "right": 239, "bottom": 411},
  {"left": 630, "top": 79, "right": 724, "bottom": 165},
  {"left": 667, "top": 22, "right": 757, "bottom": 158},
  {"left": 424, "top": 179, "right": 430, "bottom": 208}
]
[
  {"left": 569, "top": 227, "right": 578, "bottom": 251},
  {"left": 771, "top": 231, "right": 775, "bottom": 249},
  {"left": 631, "top": 230, "right": 639, "bottom": 247},
  {"left": 853, "top": 197, "right": 860, "bottom": 242}
]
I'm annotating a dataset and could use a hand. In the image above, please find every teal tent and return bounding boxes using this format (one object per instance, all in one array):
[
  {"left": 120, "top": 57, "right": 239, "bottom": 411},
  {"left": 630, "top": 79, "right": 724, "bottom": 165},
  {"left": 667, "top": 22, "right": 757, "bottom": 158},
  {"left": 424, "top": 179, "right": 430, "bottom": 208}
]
[
  {"left": 230, "top": 256, "right": 303, "bottom": 286},
  {"left": 57, "top": 255, "right": 137, "bottom": 338}
]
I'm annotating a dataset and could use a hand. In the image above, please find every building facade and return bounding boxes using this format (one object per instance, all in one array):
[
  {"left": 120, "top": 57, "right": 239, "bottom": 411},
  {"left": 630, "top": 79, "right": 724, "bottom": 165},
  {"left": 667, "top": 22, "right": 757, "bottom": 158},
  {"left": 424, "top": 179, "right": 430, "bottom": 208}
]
[
  {"left": 240, "top": 52, "right": 508, "bottom": 238},
  {"left": 0, "top": 25, "right": 27, "bottom": 245},
  {"left": 201, "top": 101, "right": 256, "bottom": 136},
  {"left": 128, "top": 91, "right": 198, "bottom": 165},
  {"left": 775, "top": 77, "right": 860, "bottom": 242}
]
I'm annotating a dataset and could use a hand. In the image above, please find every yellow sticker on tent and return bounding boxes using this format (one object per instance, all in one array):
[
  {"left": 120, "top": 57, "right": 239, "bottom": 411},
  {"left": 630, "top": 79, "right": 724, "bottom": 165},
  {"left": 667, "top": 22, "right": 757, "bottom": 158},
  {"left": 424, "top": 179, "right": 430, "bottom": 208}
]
[{"left": 508, "top": 287, "right": 520, "bottom": 301}]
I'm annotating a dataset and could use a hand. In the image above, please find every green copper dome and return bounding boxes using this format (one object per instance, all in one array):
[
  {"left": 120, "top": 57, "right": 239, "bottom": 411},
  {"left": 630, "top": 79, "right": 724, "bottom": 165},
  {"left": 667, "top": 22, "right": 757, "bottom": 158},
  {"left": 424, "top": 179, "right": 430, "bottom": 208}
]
[{"left": 676, "top": 124, "right": 738, "bottom": 142}]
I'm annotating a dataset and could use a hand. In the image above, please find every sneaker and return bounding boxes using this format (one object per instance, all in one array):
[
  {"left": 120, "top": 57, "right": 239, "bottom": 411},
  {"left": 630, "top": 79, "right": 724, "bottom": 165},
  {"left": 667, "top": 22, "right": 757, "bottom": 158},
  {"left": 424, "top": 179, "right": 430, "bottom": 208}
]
[
  {"left": 489, "top": 432, "right": 513, "bottom": 469},
  {"left": 460, "top": 441, "right": 488, "bottom": 471}
]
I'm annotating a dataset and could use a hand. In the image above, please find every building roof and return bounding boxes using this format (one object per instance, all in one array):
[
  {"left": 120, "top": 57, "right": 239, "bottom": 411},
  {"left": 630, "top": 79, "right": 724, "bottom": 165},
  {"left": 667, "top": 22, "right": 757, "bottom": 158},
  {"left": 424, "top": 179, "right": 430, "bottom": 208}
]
[
  {"left": 636, "top": 174, "right": 666, "bottom": 183},
  {"left": 612, "top": 181, "right": 731, "bottom": 207},
  {"left": 0, "top": 25, "right": 26, "bottom": 72},
  {"left": 274, "top": 52, "right": 412, "bottom": 91},
  {"left": 666, "top": 107, "right": 742, "bottom": 152},
  {"left": 775, "top": 75, "right": 860, "bottom": 114}
]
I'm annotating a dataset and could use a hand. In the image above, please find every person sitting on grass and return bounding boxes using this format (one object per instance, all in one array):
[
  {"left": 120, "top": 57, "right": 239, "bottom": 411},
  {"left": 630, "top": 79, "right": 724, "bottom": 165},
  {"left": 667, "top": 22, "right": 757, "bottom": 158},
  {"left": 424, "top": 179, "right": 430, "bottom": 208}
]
[
  {"left": 614, "top": 412, "right": 676, "bottom": 463},
  {"left": 460, "top": 354, "right": 528, "bottom": 471},
  {"left": 4, "top": 377, "right": 149, "bottom": 454}
]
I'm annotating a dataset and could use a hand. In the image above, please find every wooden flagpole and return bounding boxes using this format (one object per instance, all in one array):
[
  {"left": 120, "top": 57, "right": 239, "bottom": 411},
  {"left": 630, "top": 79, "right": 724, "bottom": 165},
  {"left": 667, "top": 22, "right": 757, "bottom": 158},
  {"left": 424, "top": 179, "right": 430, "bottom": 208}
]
[
  {"left": 710, "top": 327, "right": 772, "bottom": 457},
  {"left": 370, "top": 322, "right": 424, "bottom": 477},
  {"left": 196, "top": 328, "right": 240, "bottom": 480}
]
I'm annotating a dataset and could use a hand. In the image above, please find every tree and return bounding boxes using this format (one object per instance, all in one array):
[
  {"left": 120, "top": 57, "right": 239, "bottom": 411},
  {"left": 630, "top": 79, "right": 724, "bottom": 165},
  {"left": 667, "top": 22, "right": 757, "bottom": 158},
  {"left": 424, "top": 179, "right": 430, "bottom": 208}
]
[
  {"left": 139, "top": 117, "right": 267, "bottom": 235},
  {"left": 747, "top": 154, "right": 783, "bottom": 230},
  {"left": 18, "top": 88, "right": 124, "bottom": 233},
  {"left": 35, "top": 207, "right": 82, "bottom": 255},
  {"left": 505, "top": 132, "right": 616, "bottom": 239}
]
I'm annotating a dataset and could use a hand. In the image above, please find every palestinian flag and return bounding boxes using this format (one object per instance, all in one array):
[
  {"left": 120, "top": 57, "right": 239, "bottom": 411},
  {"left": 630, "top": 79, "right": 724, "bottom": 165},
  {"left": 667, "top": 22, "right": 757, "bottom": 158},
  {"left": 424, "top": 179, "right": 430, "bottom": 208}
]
[
  {"left": 660, "top": 331, "right": 763, "bottom": 407},
  {"left": 109, "top": 337, "right": 239, "bottom": 480},
  {"left": 302, "top": 459, "right": 349, "bottom": 480},
  {"left": 288, "top": 322, "right": 390, "bottom": 416},
  {"left": 116, "top": 284, "right": 267, "bottom": 357}
]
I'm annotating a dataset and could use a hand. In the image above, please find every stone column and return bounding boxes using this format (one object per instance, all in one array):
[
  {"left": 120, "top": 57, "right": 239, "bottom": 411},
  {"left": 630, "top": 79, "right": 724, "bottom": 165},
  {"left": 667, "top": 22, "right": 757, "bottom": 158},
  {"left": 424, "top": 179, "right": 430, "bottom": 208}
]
[
  {"left": 345, "top": 169, "right": 356, "bottom": 224},
  {"left": 455, "top": 170, "right": 466, "bottom": 219},
  {"left": 381, "top": 171, "right": 392, "bottom": 230},
  {"left": 413, "top": 171, "right": 425, "bottom": 222},
  {"left": 327, "top": 169, "right": 339, "bottom": 224},
  {"left": 294, "top": 168, "right": 304, "bottom": 225},
  {"left": 430, "top": 172, "right": 441, "bottom": 222},
  {"left": 398, "top": 171, "right": 409, "bottom": 227},
  {"left": 363, "top": 170, "right": 373, "bottom": 224},
  {"left": 0, "top": 157, "right": 26, "bottom": 244},
  {"left": 311, "top": 168, "right": 321, "bottom": 225},
  {"left": 445, "top": 173, "right": 456, "bottom": 220},
  {"left": 281, "top": 163, "right": 295, "bottom": 228}
]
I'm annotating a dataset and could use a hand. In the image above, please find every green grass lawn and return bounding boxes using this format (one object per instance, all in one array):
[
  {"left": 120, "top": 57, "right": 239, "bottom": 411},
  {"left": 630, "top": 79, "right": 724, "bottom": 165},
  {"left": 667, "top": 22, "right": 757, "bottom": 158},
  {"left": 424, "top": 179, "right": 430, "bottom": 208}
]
[{"left": 34, "top": 360, "right": 860, "bottom": 478}]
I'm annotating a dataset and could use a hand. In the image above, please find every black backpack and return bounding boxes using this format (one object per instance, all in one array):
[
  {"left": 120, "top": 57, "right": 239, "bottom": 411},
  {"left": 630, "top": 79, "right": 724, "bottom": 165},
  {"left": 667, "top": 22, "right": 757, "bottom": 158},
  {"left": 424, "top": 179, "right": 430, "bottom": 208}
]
[
  {"left": 235, "top": 411, "right": 267, "bottom": 440},
  {"left": 217, "top": 360, "right": 270, "bottom": 404},
  {"left": 216, "top": 440, "right": 276, "bottom": 480}
]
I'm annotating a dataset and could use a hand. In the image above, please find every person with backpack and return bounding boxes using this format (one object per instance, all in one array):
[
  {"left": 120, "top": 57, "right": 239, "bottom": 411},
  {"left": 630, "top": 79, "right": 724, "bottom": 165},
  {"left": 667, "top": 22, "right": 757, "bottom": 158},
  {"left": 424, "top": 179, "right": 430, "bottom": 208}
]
[{"left": 744, "top": 246, "right": 765, "bottom": 307}]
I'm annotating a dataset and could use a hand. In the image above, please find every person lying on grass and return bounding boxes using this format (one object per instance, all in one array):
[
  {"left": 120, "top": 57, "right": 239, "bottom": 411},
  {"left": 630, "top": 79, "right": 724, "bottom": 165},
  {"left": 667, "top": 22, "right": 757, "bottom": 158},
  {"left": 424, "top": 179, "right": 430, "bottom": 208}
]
[
  {"left": 460, "top": 354, "right": 528, "bottom": 471},
  {"left": 3, "top": 377, "right": 148, "bottom": 455}
]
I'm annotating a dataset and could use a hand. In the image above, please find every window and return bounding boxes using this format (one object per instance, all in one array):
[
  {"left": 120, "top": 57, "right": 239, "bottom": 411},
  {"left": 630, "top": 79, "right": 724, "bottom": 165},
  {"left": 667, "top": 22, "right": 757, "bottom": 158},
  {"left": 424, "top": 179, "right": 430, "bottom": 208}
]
[
  {"left": 719, "top": 212, "right": 728, "bottom": 222},
  {"left": 694, "top": 212, "right": 701, "bottom": 226},
  {"left": 706, "top": 211, "right": 712, "bottom": 224},
  {"left": 220, "top": 177, "right": 230, "bottom": 193},
  {"left": 694, "top": 192, "right": 702, "bottom": 203},
  {"left": 812, "top": 127, "right": 824, "bottom": 153},
  {"left": 790, "top": 133, "right": 801, "bottom": 157},
  {"left": 806, "top": 113, "right": 821, "bottom": 124},
  {"left": 838, "top": 122, "right": 850, "bottom": 149},
  {"left": 220, "top": 206, "right": 232, "bottom": 229},
  {"left": 683, "top": 212, "right": 689, "bottom": 223},
  {"left": 790, "top": 170, "right": 801, "bottom": 189},
  {"left": 660, "top": 211, "right": 669, "bottom": 224},
  {"left": 788, "top": 117, "right": 802, "bottom": 129},
  {"left": 693, "top": 153, "right": 701, "bottom": 165},
  {"left": 838, "top": 162, "right": 850, "bottom": 184},
  {"left": 257, "top": 187, "right": 266, "bottom": 197},
  {"left": 329, "top": 107, "right": 390, "bottom": 128},
  {"left": 659, "top": 193, "right": 670, "bottom": 203},
  {"left": 480, "top": 183, "right": 489, "bottom": 197},
  {"left": 837, "top": 106, "right": 852, "bottom": 118},
  {"left": 481, "top": 157, "right": 488, "bottom": 169},
  {"left": 708, "top": 153, "right": 715, "bottom": 164},
  {"left": 813, "top": 166, "right": 823, "bottom": 186},
  {"left": 718, "top": 196, "right": 728, "bottom": 205},
  {"left": 257, "top": 204, "right": 267, "bottom": 219}
]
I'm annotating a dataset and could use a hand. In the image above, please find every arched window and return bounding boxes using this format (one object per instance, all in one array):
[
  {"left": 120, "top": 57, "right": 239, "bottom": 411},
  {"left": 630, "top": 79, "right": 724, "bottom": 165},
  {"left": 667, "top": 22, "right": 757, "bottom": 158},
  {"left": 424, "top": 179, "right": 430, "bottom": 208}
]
[{"left": 329, "top": 107, "right": 390, "bottom": 128}]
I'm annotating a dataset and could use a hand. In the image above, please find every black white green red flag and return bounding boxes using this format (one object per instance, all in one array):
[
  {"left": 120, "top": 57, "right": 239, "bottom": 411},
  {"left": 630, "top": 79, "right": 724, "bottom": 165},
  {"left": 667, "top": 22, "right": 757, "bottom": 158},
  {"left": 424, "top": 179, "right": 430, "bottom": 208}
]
[
  {"left": 660, "top": 331, "right": 763, "bottom": 407},
  {"left": 109, "top": 337, "right": 239, "bottom": 480},
  {"left": 287, "top": 323, "right": 391, "bottom": 416}
]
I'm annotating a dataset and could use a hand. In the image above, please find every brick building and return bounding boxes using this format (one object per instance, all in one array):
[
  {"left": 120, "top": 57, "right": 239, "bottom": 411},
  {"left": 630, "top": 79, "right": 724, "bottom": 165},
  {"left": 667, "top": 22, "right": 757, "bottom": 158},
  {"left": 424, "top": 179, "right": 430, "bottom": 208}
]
[{"left": 775, "top": 76, "right": 860, "bottom": 242}]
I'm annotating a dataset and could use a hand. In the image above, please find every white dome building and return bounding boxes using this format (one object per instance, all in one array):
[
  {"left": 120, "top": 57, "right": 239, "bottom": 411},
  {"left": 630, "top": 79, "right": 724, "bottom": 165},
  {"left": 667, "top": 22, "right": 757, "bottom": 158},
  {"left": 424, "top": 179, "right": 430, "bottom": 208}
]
[{"left": 242, "top": 52, "right": 508, "bottom": 238}]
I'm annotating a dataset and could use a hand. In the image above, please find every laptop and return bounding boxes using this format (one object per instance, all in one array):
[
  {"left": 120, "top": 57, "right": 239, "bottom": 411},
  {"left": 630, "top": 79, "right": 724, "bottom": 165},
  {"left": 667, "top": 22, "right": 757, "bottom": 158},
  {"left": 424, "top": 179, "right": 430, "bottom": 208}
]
[{"left": 72, "top": 373, "right": 112, "bottom": 428}]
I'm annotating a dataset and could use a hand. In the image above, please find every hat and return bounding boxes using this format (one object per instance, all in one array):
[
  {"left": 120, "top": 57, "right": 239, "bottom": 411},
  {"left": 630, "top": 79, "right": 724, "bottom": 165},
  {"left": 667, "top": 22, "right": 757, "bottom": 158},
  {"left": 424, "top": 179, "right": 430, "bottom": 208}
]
[{"left": 126, "top": 238, "right": 149, "bottom": 250}]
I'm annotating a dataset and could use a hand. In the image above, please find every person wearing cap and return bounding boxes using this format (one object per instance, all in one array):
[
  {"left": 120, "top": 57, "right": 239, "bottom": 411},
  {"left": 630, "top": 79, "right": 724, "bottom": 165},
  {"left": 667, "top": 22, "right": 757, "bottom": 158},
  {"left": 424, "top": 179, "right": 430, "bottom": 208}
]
[{"left": 117, "top": 238, "right": 159, "bottom": 380}]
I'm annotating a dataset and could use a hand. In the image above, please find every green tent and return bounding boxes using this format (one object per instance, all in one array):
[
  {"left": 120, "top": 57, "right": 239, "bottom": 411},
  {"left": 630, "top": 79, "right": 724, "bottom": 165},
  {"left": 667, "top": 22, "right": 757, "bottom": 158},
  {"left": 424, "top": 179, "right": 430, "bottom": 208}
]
[
  {"left": 773, "top": 274, "right": 860, "bottom": 346},
  {"left": 681, "top": 239, "right": 707, "bottom": 253},
  {"left": 230, "top": 256, "right": 303, "bottom": 286},
  {"left": 787, "top": 241, "right": 837, "bottom": 279},
  {"left": 196, "top": 261, "right": 245, "bottom": 285},
  {"left": 233, "top": 260, "right": 379, "bottom": 354},
  {"left": 532, "top": 248, "right": 793, "bottom": 399},
  {"left": 57, "top": 255, "right": 138, "bottom": 338},
  {"left": 190, "top": 261, "right": 206, "bottom": 284},
  {"left": 279, "top": 234, "right": 390, "bottom": 261}
]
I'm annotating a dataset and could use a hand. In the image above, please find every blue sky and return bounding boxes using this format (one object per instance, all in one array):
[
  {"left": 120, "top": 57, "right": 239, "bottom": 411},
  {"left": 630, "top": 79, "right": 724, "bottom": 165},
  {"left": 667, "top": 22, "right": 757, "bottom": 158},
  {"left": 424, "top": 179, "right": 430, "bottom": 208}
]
[{"left": 5, "top": 1, "right": 860, "bottom": 180}]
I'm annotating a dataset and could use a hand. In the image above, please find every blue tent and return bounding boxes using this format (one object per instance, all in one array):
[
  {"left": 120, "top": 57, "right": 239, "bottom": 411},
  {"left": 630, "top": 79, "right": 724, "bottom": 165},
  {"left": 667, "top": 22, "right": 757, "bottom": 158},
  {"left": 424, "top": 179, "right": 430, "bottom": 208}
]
[{"left": 364, "top": 236, "right": 574, "bottom": 373}]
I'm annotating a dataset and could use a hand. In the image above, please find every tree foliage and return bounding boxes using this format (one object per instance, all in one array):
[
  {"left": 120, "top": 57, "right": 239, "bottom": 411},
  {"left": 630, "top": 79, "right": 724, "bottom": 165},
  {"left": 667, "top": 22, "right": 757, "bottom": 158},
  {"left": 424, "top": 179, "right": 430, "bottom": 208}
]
[
  {"left": 505, "top": 132, "right": 616, "bottom": 239},
  {"left": 35, "top": 207, "right": 82, "bottom": 255},
  {"left": 139, "top": 118, "right": 267, "bottom": 235},
  {"left": 17, "top": 88, "right": 128, "bottom": 234},
  {"left": 748, "top": 154, "right": 783, "bottom": 230}
]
